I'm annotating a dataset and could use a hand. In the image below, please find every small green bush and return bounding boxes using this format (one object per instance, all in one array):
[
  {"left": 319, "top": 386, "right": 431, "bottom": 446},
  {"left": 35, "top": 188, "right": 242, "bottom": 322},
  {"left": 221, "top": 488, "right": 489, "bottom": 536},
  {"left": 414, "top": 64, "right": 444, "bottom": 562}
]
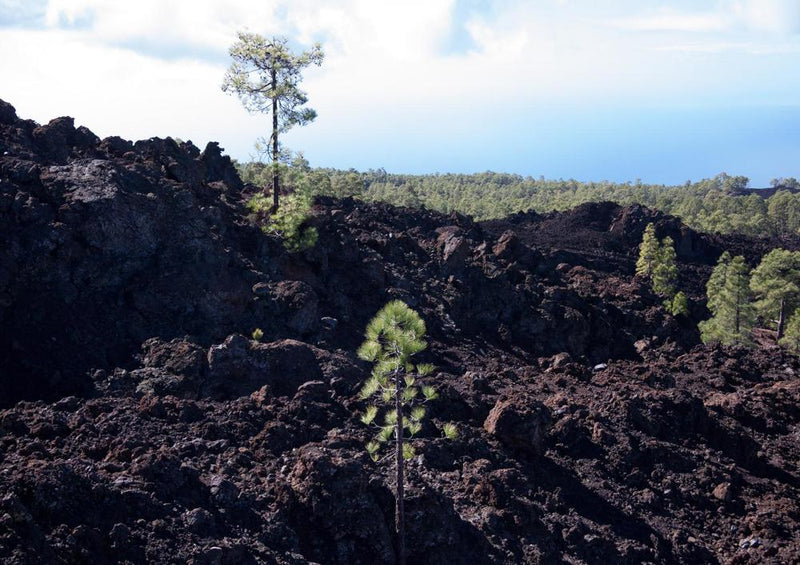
[
  {"left": 668, "top": 291, "right": 689, "bottom": 316},
  {"left": 247, "top": 190, "right": 318, "bottom": 252}
]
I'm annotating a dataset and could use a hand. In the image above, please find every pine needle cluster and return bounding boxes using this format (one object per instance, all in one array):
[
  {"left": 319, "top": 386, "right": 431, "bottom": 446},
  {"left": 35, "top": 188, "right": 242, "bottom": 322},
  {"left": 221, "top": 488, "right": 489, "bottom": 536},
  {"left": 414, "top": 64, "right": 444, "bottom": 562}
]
[
  {"left": 357, "top": 300, "right": 455, "bottom": 462},
  {"left": 247, "top": 190, "right": 318, "bottom": 252}
]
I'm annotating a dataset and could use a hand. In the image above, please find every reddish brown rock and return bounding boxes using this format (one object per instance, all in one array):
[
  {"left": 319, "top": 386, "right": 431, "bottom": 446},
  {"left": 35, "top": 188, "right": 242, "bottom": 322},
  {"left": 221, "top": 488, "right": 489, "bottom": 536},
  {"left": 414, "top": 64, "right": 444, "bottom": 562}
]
[{"left": 484, "top": 397, "right": 551, "bottom": 455}]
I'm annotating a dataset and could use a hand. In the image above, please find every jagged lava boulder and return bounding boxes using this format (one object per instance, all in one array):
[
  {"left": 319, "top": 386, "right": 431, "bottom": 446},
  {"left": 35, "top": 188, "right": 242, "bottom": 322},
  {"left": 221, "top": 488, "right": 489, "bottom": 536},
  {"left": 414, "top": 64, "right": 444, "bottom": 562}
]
[{"left": 0, "top": 100, "right": 276, "bottom": 405}]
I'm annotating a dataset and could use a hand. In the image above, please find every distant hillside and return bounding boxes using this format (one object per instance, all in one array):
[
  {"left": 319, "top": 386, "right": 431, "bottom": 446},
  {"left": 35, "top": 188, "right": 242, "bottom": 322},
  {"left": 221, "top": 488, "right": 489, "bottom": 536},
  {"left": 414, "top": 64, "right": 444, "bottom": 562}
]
[{"left": 238, "top": 161, "right": 800, "bottom": 239}]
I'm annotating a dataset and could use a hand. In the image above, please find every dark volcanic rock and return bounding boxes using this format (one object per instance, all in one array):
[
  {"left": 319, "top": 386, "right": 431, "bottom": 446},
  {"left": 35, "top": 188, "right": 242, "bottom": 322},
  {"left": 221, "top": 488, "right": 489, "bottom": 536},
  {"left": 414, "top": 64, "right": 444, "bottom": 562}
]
[
  {"left": 1, "top": 100, "right": 800, "bottom": 565},
  {"left": 0, "top": 103, "right": 265, "bottom": 405},
  {"left": 484, "top": 397, "right": 551, "bottom": 455},
  {"left": 269, "top": 281, "right": 320, "bottom": 336},
  {"left": 206, "top": 336, "right": 325, "bottom": 399},
  {"left": 0, "top": 99, "right": 17, "bottom": 125}
]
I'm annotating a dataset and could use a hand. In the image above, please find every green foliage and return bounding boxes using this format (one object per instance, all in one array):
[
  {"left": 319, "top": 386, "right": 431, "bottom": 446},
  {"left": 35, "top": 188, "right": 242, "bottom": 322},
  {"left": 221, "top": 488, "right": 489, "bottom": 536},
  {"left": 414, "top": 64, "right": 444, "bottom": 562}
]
[
  {"left": 771, "top": 177, "right": 800, "bottom": 189},
  {"left": 361, "top": 405, "right": 379, "bottom": 425},
  {"left": 636, "top": 223, "right": 659, "bottom": 277},
  {"left": 705, "top": 251, "right": 731, "bottom": 313},
  {"left": 637, "top": 227, "right": 680, "bottom": 305},
  {"left": 652, "top": 236, "right": 678, "bottom": 301},
  {"left": 778, "top": 308, "right": 800, "bottom": 353},
  {"left": 222, "top": 32, "right": 323, "bottom": 126},
  {"left": 251, "top": 328, "right": 264, "bottom": 341},
  {"left": 767, "top": 190, "right": 800, "bottom": 237},
  {"left": 700, "top": 254, "right": 755, "bottom": 345},
  {"left": 357, "top": 300, "right": 455, "bottom": 453},
  {"left": 669, "top": 291, "right": 690, "bottom": 317},
  {"left": 750, "top": 248, "right": 800, "bottom": 339},
  {"left": 234, "top": 162, "right": 800, "bottom": 239},
  {"left": 247, "top": 190, "right": 318, "bottom": 252},
  {"left": 222, "top": 32, "right": 323, "bottom": 210},
  {"left": 357, "top": 301, "right": 454, "bottom": 563}
]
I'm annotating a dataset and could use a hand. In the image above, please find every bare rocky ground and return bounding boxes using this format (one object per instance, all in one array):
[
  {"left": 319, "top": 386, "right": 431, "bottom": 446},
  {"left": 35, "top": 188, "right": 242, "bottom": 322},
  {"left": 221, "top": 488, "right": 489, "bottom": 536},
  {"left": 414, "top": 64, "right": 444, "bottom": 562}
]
[{"left": 1, "top": 100, "right": 798, "bottom": 564}]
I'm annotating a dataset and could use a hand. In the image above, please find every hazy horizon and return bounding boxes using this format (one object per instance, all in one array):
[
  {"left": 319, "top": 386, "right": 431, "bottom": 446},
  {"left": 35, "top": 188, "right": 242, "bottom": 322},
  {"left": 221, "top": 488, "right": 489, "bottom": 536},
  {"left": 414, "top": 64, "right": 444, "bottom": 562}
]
[{"left": 2, "top": 0, "right": 799, "bottom": 187}]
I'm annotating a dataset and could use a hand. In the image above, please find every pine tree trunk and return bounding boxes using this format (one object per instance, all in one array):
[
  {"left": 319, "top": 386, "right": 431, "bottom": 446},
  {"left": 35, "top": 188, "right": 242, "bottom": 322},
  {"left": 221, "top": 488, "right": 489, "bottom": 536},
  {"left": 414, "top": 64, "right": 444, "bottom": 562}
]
[
  {"left": 395, "top": 369, "right": 406, "bottom": 565},
  {"left": 778, "top": 296, "right": 787, "bottom": 340},
  {"left": 271, "top": 68, "right": 280, "bottom": 213}
]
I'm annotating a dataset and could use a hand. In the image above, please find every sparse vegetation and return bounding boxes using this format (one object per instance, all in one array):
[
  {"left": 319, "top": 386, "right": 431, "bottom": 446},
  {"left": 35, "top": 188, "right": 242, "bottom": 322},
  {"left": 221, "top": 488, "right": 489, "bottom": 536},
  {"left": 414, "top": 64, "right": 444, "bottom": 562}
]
[
  {"left": 356, "top": 300, "right": 452, "bottom": 565},
  {"left": 5, "top": 94, "right": 800, "bottom": 565},
  {"left": 247, "top": 188, "right": 318, "bottom": 252}
]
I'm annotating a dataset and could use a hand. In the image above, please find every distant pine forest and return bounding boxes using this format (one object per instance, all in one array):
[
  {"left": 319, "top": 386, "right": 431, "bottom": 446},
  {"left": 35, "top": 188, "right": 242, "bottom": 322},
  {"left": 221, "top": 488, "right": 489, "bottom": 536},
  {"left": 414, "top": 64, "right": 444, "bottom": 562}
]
[{"left": 236, "top": 158, "right": 800, "bottom": 239}]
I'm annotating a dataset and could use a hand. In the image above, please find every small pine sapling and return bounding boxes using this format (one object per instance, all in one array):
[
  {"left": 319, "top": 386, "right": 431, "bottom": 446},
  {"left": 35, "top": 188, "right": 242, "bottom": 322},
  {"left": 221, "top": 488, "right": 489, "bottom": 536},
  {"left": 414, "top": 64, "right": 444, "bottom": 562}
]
[
  {"left": 669, "top": 291, "right": 690, "bottom": 317},
  {"left": 652, "top": 235, "right": 678, "bottom": 302},
  {"left": 357, "top": 300, "right": 456, "bottom": 565},
  {"left": 636, "top": 223, "right": 660, "bottom": 278}
]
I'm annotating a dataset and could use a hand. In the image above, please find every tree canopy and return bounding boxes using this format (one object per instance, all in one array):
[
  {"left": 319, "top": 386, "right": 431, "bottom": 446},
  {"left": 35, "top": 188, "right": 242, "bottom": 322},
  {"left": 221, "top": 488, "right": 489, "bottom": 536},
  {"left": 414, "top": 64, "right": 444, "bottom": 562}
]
[
  {"left": 750, "top": 248, "right": 800, "bottom": 340},
  {"left": 223, "top": 32, "right": 323, "bottom": 211},
  {"left": 235, "top": 163, "right": 800, "bottom": 239},
  {"left": 699, "top": 253, "right": 755, "bottom": 345}
]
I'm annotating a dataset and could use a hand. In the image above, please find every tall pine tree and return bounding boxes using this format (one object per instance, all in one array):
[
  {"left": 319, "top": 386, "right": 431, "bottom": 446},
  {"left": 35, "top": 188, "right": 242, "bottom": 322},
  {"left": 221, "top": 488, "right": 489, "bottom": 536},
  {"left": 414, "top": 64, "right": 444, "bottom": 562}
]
[
  {"left": 636, "top": 223, "right": 660, "bottom": 277},
  {"left": 699, "top": 254, "right": 754, "bottom": 345},
  {"left": 705, "top": 251, "right": 731, "bottom": 313},
  {"left": 652, "top": 236, "right": 678, "bottom": 301},
  {"left": 222, "top": 33, "right": 324, "bottom": 211},
  {"left": 750, "top": 248, "right": 800, "bottom": 340}
]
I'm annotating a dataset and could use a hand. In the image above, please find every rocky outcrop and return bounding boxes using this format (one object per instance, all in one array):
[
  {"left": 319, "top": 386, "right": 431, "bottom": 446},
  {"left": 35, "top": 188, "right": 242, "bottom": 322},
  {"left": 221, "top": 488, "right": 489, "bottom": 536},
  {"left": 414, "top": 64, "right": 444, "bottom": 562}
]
[{"left": 0, "top": 101, "right": 268, "bottom": 405}]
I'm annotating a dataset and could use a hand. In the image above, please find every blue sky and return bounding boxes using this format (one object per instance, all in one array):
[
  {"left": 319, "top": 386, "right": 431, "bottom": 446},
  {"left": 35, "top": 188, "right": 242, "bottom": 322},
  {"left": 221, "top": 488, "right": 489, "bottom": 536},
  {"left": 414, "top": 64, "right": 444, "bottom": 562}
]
[{"left": 1, "top": 0, "right": 799, "bottom": 186}]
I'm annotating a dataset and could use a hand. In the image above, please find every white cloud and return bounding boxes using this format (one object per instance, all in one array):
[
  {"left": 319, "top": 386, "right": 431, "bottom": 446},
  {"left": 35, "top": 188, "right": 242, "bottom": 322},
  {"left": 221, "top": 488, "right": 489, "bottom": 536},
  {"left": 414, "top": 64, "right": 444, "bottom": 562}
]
[
  {"left": 653, "top": 41, "right": 800, "bottom": 55},
  {"left": 0, "top": 27, "right": 255, "bottom": 154},
  {"left": 609, "top": 9, "right": 728, "bottom": 33},
  {"left": 611, "top": 1, "right": 800, "bottom": 35},
  {"left": 465, "top": 17, "right": 529, "bottom": 57},
  {"left": 735, "top": 0, "right": 800, "bottom": 34},
  {"left": 44, "top": 0, "right": 281, "bottom": 51},
  {"left": 1, "top": 0, "right": 800, "bottom": 170}
]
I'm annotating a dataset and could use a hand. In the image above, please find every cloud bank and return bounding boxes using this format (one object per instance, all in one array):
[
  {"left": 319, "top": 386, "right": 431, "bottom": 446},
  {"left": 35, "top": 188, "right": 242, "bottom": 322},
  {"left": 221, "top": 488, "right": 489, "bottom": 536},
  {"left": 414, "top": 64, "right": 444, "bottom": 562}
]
[{"left": 0, "top": 0, "right": 798, "bottom": 183}]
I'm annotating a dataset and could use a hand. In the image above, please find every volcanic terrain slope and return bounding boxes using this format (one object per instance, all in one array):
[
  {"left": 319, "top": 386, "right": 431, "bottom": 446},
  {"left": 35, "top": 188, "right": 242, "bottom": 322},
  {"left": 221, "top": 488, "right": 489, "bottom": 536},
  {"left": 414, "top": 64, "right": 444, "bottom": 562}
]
[{"left": 1, "top": 100, "right": 799, "bottom": 564}]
